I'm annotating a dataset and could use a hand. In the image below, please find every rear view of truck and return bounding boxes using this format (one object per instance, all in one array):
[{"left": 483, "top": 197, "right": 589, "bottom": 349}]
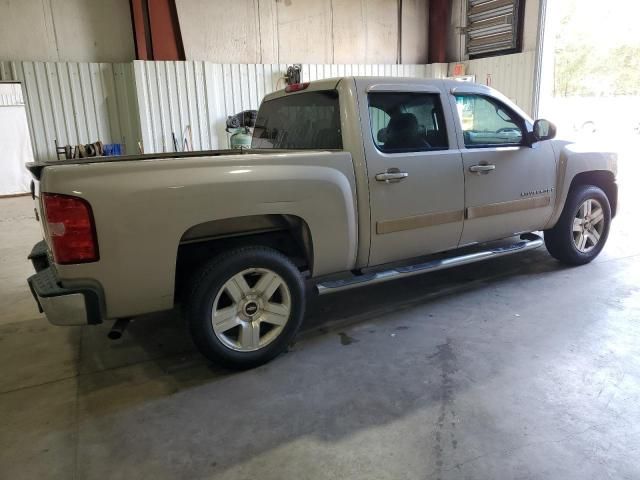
[{"left": 28, "top": 186, "right": 103, "bottom": 326}]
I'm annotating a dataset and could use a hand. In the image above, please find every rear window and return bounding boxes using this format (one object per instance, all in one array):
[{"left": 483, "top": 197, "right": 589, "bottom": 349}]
[
  {"left": 368, "top": 92, "right": 448, "bottom": 153},
  {"left": 251, "top": 90, "right": 342, "bottom": 149}
]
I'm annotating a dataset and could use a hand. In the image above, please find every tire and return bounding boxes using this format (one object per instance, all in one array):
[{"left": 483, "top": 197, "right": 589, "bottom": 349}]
[
  {"left": 544, "top": 185, "right": 611, "bottom": 265},
  {"left": 185, "top": 246, "right": 305, "bottom": 369}
]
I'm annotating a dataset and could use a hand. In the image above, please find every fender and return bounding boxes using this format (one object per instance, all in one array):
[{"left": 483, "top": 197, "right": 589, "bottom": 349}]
[{"left": 545, "top": 140, "right": 618, "bottom": 229}]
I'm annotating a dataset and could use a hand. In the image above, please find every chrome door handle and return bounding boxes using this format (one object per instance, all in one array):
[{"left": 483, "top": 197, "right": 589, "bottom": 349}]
[
  {"left": 469, "top": 164, "right": 496, "bottom": 173},
  {"left": 375, "top": 170, "right": 409, "bottom": 183}
]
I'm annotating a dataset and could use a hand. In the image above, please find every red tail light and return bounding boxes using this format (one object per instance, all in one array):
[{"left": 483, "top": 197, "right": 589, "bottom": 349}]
[
  {"left": 42, "top": 193, "right": 99, "bottom": 264},
  {"left": 285, "top": 82, "right": 310, "bottom": 93}
]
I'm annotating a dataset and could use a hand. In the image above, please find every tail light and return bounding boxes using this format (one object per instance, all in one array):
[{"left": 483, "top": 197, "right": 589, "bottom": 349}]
[{"left": 42, "top": 193, "right": 99, "bottom": 264}]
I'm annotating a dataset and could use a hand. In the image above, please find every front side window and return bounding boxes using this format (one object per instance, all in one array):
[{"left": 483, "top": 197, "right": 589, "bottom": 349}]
[
  {"left": 368, "top": 92, "right": 448, "bottom": 153},
  {"left": 252, "top": 90, "right": 342, "bottom": 149},
  {"left": 454, "top": 94, "right": 524, "bottom": 147}
]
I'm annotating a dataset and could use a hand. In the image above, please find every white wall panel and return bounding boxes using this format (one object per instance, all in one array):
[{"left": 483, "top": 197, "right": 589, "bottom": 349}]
[
  {"left": 0, "top": 61, "right": 139, "bottom": 162},
  {"left": 134, "top": 61, "right": 450, "bottom": 153},
  {"left": 176, "top": 0, "right": 428, "bottom": 64},
  {"left": 0, "top": 0, "right": 134, "bottom": 63},
  {"left": 459, "top": 51, "right": 536, "bottom": 116}
]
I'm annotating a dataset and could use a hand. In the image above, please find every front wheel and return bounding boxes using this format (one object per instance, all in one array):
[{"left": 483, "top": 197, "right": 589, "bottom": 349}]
[
  {"left": 544, "top": 185, "right": 611, "bottom": 265},
  {"left": 185, "top": 247, "right": 305, "bottom": 369}
]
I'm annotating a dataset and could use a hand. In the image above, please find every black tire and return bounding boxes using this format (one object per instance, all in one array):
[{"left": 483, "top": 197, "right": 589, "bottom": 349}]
[
  {"left": 185, "top": 246, "right": 305, "bottom": 369},
  {"left": 544, "top": 185, "right": 611, "bottom": 265}
]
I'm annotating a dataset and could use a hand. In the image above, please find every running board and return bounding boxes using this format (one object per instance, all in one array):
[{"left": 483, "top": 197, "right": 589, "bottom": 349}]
[{"left": 316, "top": 233, "right": 544, "bottom": 295}]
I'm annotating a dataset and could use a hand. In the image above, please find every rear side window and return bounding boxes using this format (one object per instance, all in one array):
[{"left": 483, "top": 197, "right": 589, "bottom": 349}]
[
  {"left": 368, "top": 92, "right": 448, "bottom": 153},
  {"left": 252, "top": 90, "right": 342, "bottom": 149}
]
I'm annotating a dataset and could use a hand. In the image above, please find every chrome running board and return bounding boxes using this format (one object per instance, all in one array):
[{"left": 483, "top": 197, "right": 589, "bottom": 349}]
[{"left": 316, "top": 233, "right": 544, "bottom": 295}]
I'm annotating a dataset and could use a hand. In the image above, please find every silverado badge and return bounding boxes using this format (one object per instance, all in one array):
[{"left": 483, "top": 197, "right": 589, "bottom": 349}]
[{"left": 521, "top": 187, "right": 554, "bottom": 197}]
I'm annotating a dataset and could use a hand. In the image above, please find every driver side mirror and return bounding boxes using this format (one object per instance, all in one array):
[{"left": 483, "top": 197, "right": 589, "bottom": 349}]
[{"left": 532, "top": 119, "right": 556, "bottom": 142}]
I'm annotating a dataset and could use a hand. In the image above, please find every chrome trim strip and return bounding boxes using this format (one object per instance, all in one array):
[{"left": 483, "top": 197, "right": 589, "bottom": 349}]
[
  {"left": 316, "top": 234, "right": 544, "bottom": 295},
  {"left": 376, "top": 209, "right": 464, "bottom": 235},
  {"left": 466, "top": 195, "right": 551, "bottom": 220}
]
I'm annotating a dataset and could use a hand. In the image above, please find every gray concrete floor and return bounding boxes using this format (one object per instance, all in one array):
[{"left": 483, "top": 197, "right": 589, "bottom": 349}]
[{"left": 2, "top": 149, "right": 639, "bottom": 479}]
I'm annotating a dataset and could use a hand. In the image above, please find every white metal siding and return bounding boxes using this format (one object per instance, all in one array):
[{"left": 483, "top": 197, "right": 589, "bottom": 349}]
[
  {"left": 1, "top": 58, "right": 538, "bottom": 161},
  {"left": 461, "top": 51, "right": 536, "bottom": 116},
  {"left": 134, "top": 62, "right": 450, "bottom": 153},
  {"left": 0, "top": 61, "right": 139, "bottom": 162}
]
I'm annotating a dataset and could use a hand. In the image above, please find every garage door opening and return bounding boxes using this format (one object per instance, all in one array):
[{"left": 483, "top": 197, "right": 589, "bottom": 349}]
[
  {"left": 538, "top": 0, "right": 640, "bottom": 142},
  {"left": 0, "top": 82, "right": 34, "bottom": 196}
]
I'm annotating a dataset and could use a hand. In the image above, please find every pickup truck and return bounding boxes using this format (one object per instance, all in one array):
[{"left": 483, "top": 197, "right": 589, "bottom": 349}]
[{"left": 27, "top": 77, "right": 618, "bottom": 369}]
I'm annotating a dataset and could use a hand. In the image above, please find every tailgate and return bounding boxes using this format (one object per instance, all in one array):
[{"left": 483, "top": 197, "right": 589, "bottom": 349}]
[{"left": 29, "top": 179, "right": 49, "bottom": 251}]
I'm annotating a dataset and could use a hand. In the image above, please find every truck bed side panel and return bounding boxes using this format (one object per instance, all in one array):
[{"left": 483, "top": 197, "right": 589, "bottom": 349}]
[{"left": 40, "top": 151, "right": 357, "bottom": 318}]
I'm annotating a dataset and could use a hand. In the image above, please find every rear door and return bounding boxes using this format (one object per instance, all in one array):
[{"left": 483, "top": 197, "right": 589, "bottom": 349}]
[{"left": 357, "top": 80, "right": 465, "bottom": 266}]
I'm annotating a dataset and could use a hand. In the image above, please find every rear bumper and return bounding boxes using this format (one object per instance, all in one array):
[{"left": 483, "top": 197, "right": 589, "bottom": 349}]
[{"left": 27, "top": 241, "right": 104, "bottom": 326}]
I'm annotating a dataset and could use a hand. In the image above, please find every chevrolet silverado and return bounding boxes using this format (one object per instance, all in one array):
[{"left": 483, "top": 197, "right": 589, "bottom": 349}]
[{"left": 27, "top": 77, "right": 618, "bottom": 368}]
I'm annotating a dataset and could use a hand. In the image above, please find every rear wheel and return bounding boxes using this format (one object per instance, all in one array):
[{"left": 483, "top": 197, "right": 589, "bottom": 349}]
[
  {"left": 544, "top": 185, "right": 611, "bottom": 265},
  {"left": 185, "top": 247, "right": 305, "bottom": 369}
]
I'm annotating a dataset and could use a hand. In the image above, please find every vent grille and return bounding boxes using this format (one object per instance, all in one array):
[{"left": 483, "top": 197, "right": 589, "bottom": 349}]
[{"left": 466, "top": 0, "right": 522, "bottom": 57}]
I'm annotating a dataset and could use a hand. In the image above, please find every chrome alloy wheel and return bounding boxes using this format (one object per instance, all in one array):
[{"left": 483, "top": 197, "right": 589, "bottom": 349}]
[
  {"left": 573, "top": 198, "right": 605, "bottom": 253},
  {"left": 211, "top": 268, "right": 291, "bottom": 352}
]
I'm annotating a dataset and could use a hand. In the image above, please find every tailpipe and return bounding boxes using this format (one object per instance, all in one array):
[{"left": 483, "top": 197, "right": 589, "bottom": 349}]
[{"left": 108, "top": 318, "right": 131, "bottom": 340}]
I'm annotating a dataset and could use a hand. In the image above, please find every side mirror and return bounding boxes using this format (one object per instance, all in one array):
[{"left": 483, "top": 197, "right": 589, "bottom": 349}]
[{"left": 532, "top": 119, "right": 556, "bottom": 142}]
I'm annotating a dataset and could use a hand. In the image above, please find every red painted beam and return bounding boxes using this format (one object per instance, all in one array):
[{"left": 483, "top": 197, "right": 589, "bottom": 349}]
[
  {"left": 428, "top": 0, "right": 451, "bottom": 63},
  {"left": 148, "top": 0, "right": 185, "bottom": 60},
  {"left": 129, "top": 0, "right": 185, "bottom": 61},
  {"left": 130, "top": 0, "right": 150, "bottom": 60}
]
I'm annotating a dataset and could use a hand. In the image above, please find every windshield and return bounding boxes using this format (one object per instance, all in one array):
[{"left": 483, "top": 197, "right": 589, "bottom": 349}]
[{"left": 251, "top": 90, "right": 342, "bottom": 149}]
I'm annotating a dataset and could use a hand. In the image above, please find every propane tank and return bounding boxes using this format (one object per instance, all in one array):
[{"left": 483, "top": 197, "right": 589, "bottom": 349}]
[
  {"left": 228, "top": 127, "right": 253, "bottom": 149},
  {"left": 226, "top": 110, "right": 257, "bottom": 149}
]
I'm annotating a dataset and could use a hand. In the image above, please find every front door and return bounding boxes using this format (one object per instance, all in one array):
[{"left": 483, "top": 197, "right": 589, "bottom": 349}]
[
  {"left": 451, "top": 92, "right": 557, "bottom": 246},
  {"left": 358, "top": 81, "right": 465, "bottom": 266}
]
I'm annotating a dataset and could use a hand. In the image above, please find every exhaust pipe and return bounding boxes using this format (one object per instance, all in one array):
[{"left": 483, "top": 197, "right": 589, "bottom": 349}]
[{"left": 108, "top": 318, "right": 131, "bottom": 340}]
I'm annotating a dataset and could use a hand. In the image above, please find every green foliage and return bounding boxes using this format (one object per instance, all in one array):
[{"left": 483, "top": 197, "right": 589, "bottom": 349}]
[
  {"left": 610, "top": 45, "right": 640, "bottom": 95},
  {"left": 553, "top": 1, "right": 640, "bottom": 97},
  {"left": 554, "top": 45, "right": 593, "bottom": 96}
]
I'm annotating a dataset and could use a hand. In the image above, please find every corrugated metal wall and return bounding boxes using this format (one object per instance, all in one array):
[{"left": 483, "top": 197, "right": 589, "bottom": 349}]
[
  {"left": 0, "top": 61, "right": 140, "bottom": 162},
  {"left": 1, "top": 56, "right": 536, "bottom": 161},
  {"left": 460, "top": 51, "right": 536, "bottom": 116},
  {"left": 134, "top": 62, "right": 450, "bottom": 153}
]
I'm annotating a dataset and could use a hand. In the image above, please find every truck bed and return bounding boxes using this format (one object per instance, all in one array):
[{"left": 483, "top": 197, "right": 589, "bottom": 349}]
[
  {"left": 26, "top": 148, "right": 304, "bottom": 179},
  {"left": 33, "top": 148, "right": 359, "bottom": 318}
]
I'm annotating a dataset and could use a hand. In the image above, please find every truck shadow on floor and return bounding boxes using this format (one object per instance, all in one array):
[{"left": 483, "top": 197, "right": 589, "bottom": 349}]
[
  {"left": 71, "top": 249, "right": 601, "bottom": 476},
  {"left": 77, "top": 248, "right": 564, "bottom": 393}
]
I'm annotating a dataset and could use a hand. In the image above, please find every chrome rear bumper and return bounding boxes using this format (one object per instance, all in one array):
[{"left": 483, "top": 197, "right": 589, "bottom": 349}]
[{"left": 27, "top": 242, "right": 103, "bottom": 326}]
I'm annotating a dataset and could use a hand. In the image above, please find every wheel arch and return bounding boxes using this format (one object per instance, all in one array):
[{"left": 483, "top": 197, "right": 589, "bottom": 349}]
[
  {"left": 174, "top": 214, "right": 314, "bottom": 302},
  {"left": 568, "top": 170, "right": 617, "bottom": 218},
  {"left": 547, "top": 169, "right": 618, "bottom": 230}
]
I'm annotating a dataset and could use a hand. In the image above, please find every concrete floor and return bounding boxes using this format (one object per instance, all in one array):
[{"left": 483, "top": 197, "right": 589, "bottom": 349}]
[{"left": 1, "top": 148, "right": 639, "bottom": 479}]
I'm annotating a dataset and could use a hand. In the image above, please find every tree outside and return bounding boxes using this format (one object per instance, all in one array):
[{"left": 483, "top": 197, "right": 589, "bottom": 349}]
[{"left": 552, "top": 0, "right": 640, "bottom": 98}]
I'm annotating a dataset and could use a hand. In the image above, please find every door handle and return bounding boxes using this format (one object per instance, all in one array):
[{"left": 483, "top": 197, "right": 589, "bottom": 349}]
[
  {"left": 375, "top": 169, "right": 409, "bottom": 183},
  {"left": 469, "top": 164, "right": 496, "bottom": 174}
]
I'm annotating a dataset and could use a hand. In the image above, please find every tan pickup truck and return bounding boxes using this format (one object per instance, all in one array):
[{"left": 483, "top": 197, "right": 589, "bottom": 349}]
[{"left": 27, "top": 77, "right": 618, "bottom": 369}]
